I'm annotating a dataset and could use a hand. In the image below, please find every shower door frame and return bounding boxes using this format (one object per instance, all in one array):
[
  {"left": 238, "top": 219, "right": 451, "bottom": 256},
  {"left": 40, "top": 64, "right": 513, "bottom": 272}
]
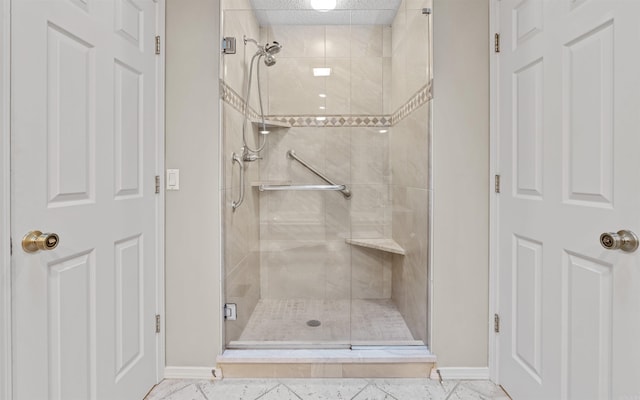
[{"left": 218, "top": 2, "right": 434, "bottom": 352}]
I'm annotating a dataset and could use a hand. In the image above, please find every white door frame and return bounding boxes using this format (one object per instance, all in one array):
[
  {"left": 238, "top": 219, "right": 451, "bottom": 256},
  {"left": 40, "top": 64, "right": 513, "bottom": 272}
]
[
  {"left": 154, "top": 0, "right": 166, "bottom": 381},
  {"left": 488, "top": 0, "right": 500, "bottom": 383},
  {"left": 0, "top": 0, "right": 11, "bottom": 397},
  {"left": 0, "top": 0, "right": 167, "bottom": 392}
]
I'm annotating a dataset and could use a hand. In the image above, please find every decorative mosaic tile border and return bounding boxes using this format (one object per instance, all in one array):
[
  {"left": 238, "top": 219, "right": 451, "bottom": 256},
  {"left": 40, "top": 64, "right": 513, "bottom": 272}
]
[
  {"left": 391, "top": 81, "right": 432, "bottom": 125},
  {"left": 266, "top": 115, "right": 391, "bottom": 128},
  {"left": 220, "top": 80, "right": 260, "bottom": 121},
  {"left": 220, "top": 79, "right": 432, "bottom": 128}
]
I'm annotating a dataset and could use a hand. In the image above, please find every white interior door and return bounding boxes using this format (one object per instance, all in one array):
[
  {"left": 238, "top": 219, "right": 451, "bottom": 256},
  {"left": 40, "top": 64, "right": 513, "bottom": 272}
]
[
  {"left": 497, "top": 0, "right": 640, "bottom": 399},
  {"left": 11, "top": 0, "right": 160, "bottom": 399}
]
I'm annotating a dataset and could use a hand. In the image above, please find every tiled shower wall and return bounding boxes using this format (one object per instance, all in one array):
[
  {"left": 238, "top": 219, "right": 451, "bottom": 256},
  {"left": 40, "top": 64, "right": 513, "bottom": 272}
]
[
  {"left": 259, "top": 24, "right": 394, "bottom": 303},
  {"left": 390, "top": 0, "right": 432, "bottom": 344},
  {"left": 221, "top": 1, "right": 263, "bottom": 343}
]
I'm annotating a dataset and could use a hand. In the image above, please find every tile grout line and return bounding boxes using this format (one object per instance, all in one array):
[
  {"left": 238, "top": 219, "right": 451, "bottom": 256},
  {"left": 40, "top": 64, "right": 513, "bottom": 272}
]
[
  {"left": 443, "top": 382, "right": 460, "bottom": 400},
  {"left": 370, "top": 382, "right": 401, "bottom": 400},
  {"left": 195, "top": 382, "right": 209, "bottom": 400},
  {"left": 277, "top": 381, "right": 305, "bottom": 400},
  {"left": 349, "top": 382, "right": 372, "bottom": 400}
]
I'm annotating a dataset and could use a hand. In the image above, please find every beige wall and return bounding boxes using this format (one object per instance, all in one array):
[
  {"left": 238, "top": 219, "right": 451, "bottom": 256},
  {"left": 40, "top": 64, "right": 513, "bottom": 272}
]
[
  {"left": 165, "top": 0, "right": 222, "bottom": 367},
  {"left": 431, "top": 0, "right": 490, "bottom": 367},
  {"left": 0, "top": 0, "right": 11, "bottom": 395}
]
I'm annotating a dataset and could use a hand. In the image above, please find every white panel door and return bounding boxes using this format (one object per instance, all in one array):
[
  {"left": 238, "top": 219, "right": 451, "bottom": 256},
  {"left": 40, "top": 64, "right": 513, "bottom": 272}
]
[
  {"left": 497, "top": 0, "right": 640, "bottom": 399},
  {"left": 11, "top": 0, "right": 160, "bottom": 399}
]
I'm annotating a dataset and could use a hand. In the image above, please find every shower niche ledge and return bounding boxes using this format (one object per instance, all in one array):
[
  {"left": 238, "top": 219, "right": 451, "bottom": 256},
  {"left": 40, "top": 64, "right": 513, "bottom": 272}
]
[
  {"left": 251, "top": 119, "right": 291, "bottom": 129},
  {"left": 346, "top": 238, "right": 406, "bottom": 256}
]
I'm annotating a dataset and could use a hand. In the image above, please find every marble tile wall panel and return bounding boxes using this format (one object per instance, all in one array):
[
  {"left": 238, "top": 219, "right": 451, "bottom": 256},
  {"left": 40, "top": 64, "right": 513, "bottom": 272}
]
[
  {"left": 223, "top": 102, "right": 260, "bottom": 191},
  {"left": 351, "top": 25, "right": 383, "bottom": 58},
  {"left": 259, "top": 190, "right": 325, "bottom": 241},
  {"left": 326, "top": 26, "right": 350, "bottom": 58},
  {"left": 267, "top": 57, "right": 327, "bottom": 115},
  {"left": 259, "top": 240, "right": 351, "bottom": 300},
  {"left": 264, "top": 25, "right": 325, "bottom": 58},
  {"left": 351, "top": 247, "right": 392, "bottom": 299},
  {"left": 390, "top": 102, "right": 429, "bottom": 190},
  {"left": 391, "top": 0, "right": 433, "bottom": 113},
  {"left": 350, "top": 184, "right": 391, "bottom": 239},
  {"left": 261, "top": 127, "right": 325, "bottom": 183},
  {"left": 351, "top": 128, "right": 390, "bottom": 185},
  {"left": 223, "top": 182, "right": 260, "bottom": 277},
  {"left": 324, "top": 127, "right": 351, "bottom": 186},
  {"left": 391, "top": 185, "right": 429, "bottom": 343},
  {"left": 324, "top": 58, "right": 351, "bottom": 115},
  {"left": 405, "top": 9, "right": 430, "bottom": 96},
  {"left": 225, "top": 251, "right": 261, "bottom": 343},
  {"left": 261, "top": 24, "right": 387, "bottom": 117}
]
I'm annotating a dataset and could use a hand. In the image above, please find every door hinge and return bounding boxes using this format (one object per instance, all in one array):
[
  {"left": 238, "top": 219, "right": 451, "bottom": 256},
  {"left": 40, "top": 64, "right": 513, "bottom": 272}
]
[
  {"left": 495, "top": 174, "right": 501, "bottom": 193},
  {"left": 10, "top": 237, "right": 12, "bottom": 255},
  {"left": 494, "top": 313, "right": 500, "bottom": 333},
  {"left": 224, "top": 303, "right": 237, "bottom": 321},
  {"left": 155, "top": 314, "right": 161, "bottom": 333},
  {"left": 155, "top": 175, "right": 160, "bottom": 194},
  {"left": 494, "top": 33, "right": 501, "bottom": 53},
  {"left": 155, "top": 36, "right": 161, "bottom": 55}
]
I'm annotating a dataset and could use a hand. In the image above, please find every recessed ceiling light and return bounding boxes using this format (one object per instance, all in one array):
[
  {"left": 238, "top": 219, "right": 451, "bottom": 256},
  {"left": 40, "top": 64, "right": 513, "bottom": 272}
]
[
  {"left": 379, "top": 129, "right": 388, "bottom": 133},
  {"left": 316, "top": 116, "right": 327, "bottom": 121},
  {"left": 319, "top": 93, "right": 327, "bottom": 98},
  {"left": 311, "top": 0, "right": 337, "bottom": 12},
  {"left": 319, "top": 106, "right": 326, "bottom": 110},
  {"left": 313, "top": 67, "right": 332, "bottom": 77}
]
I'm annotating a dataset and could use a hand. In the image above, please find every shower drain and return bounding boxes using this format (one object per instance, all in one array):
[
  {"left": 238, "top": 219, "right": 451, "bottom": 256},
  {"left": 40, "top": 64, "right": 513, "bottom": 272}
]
[{"left": 306, "top": 319, "right": 321, "bottom": 327}]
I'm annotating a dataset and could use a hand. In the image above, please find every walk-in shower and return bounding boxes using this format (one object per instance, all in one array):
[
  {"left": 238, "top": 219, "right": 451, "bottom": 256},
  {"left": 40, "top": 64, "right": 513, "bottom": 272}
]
[{"left": 221, "top": 0, "right": 432, "bottom": 351}]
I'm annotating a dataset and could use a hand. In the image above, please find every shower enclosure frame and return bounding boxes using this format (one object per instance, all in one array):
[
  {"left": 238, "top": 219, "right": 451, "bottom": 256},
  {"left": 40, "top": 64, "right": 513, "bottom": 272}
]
[{"left": 218, "top": 0, "right": 434, "bottom": 352}]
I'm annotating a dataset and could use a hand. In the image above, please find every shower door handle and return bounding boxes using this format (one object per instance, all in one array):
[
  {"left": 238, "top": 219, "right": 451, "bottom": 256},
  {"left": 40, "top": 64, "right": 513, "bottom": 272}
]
[{"left": 231, "top": 152, "right": 245, "bottom": 210}]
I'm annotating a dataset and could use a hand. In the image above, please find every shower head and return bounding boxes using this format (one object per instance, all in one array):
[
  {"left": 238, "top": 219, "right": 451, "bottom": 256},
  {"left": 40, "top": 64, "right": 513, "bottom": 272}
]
[
  {"left": 260, "top": 41, "right": 281, "bottom": 66},
  {"left": 265, "top": 41, "right": 282, "bottom": 55},
  {"left": 244, "top": 36, "right": 282, "bottom": 66}
]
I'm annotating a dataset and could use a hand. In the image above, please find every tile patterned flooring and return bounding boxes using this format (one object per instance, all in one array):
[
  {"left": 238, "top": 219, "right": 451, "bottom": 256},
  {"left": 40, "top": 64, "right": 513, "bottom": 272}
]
[
  {"left": 146, "top": 378, "right": 510, "bottom": 400},
  {"left": 238, "top": 299, "right": 415, "bottom": 342}
]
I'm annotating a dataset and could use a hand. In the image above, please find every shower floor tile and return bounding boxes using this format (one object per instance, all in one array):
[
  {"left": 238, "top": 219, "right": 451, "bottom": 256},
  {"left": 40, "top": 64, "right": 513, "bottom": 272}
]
[{"left": 237, "top": 299, "right": 415, "bottom": 342}]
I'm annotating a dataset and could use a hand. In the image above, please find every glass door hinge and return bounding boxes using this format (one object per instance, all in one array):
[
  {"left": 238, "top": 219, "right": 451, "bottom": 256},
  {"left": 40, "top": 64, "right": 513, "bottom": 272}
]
[{"left": 224, "top": 303, "right": 237, "bottom": 320}]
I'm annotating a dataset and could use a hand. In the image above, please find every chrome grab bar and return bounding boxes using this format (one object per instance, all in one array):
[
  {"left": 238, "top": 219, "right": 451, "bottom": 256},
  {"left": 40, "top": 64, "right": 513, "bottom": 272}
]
[
  {"left": 231, "top": 152, "right": 245, "bottom": 210},
  {"left": 259, "top": 184, "right": 347, "bottom": 192},
  {"left": 286, "top": 149, "right": 352, "bottom": 199}
]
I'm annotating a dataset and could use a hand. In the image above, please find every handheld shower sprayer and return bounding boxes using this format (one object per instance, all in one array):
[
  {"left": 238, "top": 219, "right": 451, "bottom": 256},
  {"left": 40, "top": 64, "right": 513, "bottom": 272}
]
[{"left": 240, "top": 36, "right": 283, "bottom": 162}]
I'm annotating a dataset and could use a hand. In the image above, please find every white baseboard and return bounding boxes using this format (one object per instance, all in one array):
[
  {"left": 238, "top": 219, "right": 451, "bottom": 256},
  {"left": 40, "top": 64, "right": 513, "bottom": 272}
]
[
  {"left": 164, "top": 366, "right": 218, "bottom": 380},
  {"left": 435, "top": 367, "right": 490, "bottom": 380}
]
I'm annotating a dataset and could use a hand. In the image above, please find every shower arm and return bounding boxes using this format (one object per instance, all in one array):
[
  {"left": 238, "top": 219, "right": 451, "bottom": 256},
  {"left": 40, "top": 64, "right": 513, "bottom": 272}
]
[{"left": 287, "top": 149, "right": 351, "bottom": 199}]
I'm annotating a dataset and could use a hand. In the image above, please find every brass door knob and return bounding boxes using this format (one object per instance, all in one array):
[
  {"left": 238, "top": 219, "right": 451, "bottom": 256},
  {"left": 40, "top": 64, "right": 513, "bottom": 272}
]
[
  {"left": 22, "top": 230, "right": 60, "bottom": 253},
  {"left": 600, "top": 230, "right": 639, "bottom": 252}
]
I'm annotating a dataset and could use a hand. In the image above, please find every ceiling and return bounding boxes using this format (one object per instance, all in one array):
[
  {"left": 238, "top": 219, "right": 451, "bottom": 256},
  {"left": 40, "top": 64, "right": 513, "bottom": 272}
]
[{"left": 248, "top": 0, "right": 403, "bottom": 25}]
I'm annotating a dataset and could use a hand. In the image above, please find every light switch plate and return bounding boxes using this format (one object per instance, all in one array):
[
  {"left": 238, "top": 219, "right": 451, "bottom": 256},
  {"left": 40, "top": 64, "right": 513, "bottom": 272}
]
[{"left": 166, "top": 169, "right": 179, "bottom": 190}]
